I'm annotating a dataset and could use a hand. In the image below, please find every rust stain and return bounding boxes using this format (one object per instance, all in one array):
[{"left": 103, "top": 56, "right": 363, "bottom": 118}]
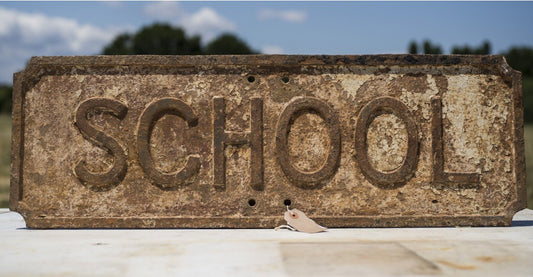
[
  {"left": 437, "top": 260, "right": 477, "bottom": 270},
  {"left": 475, "top": 255, "right": 516, "bottom": 263},
  {"left": 475, "top": 256, "right": 494, "bottom": 262}
]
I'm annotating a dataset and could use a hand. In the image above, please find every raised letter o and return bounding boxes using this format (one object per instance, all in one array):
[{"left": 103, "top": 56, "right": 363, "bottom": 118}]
[
  {"left": 275, "top": 97, "right": 341, "bottom": 189},
  {"left": 354, "top": 97, "right": 419, "bottom": 189}
]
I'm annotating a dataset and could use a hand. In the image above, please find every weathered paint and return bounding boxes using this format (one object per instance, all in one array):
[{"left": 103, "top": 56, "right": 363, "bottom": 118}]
[{"left": 10, "top": 55, "right": 526, "bottom": 228}]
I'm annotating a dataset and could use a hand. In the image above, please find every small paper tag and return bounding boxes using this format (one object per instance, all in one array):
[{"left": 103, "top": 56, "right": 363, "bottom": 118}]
[{"left": 276, "top": 208, "right": 327, "bottom": 233}]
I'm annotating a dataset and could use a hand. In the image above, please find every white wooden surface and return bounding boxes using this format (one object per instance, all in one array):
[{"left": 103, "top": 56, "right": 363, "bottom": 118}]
[{"left": 1, "top": 209, "right": 533, "bottom": 277}]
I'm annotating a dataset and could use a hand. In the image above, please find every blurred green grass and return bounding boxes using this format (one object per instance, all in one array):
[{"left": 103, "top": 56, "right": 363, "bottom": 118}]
[
  {"left": 525, "top": 124, "right": 533, "bottom": 208},
  {"left": 0, "top": 115, "right": 532, "bottom": 209},
  {"left": 0, "top": 114, "right": 11, "bottom": 208}
]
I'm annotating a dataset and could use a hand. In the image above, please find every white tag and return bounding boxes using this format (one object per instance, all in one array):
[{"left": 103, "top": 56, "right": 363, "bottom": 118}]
[{"left": 275, "top": 208, "right": 327, "bottom": 233}]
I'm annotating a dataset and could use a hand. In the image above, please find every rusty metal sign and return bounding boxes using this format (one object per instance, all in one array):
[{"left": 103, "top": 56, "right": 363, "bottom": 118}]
[{"left": 10, "top": 55, "right": 526, "bottom": 228}]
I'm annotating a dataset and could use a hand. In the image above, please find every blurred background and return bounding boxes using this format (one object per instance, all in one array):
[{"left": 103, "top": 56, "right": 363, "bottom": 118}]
[{"left": 0, "top": 1, "right": 532, "bottom": 208}]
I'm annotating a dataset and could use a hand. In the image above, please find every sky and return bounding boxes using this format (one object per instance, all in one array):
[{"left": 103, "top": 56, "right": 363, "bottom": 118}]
[{"left": 1, "top": 1, "right": 533, "bottom": 84}]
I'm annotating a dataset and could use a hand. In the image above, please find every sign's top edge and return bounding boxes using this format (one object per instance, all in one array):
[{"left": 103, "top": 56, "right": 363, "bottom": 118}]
[{"left": 26, "top": 54, "right": 508, "bottom": 67}]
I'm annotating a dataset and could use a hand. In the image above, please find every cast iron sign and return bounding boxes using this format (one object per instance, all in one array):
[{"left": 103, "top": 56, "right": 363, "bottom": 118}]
[{"left": 10, "top": 55, "right": 526, "bottom": 228}]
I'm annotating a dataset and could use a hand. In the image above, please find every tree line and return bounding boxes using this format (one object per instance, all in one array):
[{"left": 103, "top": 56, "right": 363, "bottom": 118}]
[
  {"left": 408, "top": 38, "right": 532, "bottom": 78},
  {"left": 408, "top": 39, "right": 493, "bottom": 55},
  {"left": 102, "top": 23, "right": 256, "bottom": 55},
  {"left": 1, "top": 24, "right": 533, "bottom": 122}
]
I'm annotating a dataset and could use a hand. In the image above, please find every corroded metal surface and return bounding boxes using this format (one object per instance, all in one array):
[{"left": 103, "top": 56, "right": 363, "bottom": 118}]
[{"left": 10, "top": 55, "right": 526, "bottom": 228}]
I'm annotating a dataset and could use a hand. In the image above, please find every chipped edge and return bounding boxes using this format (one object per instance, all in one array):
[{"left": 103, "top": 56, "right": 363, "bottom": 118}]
[{"left": 500, "top": 56, "right": 527, "bottom": 218}]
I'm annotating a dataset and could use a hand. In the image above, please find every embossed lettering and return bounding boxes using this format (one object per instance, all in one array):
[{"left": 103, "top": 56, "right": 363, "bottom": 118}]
[
  {"left": 74, "top": 98, "right": 128, "bottom": 191},
  {"left": 137, "top": 98, "right": 201, "bottom": 189},
  {"left": 213, "top": 97, "right": 263, "bottom": 191},
  {"left": 275, "top": 97, "right": 341, "bottom": 188},
  {"left": 354, "top": 97, "right": 419, "bottom": 189},
  {"left": 431, "top": 96, "right": 480, "bottom": 186}
]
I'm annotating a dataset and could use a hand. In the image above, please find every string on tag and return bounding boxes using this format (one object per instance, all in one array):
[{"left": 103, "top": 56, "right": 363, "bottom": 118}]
[{"left": 274, "top": 225, "right": 296, "bottom": 231}]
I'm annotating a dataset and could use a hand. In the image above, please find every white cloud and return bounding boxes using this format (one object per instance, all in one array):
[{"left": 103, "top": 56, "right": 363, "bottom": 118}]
[
  {"left": 181, "top": 7, "right": 236, "bottom": 42},
  {"left": 0, "top": 7, "right": 123, "bottom": 84},
  {"left": 144, "top": 3, "right": 236, "bottom": 43},
  {"left": 258, "top": 9, "right": 307, "bottom": 23},
  {"left": 261, "top": 45, "right": 285, "bottom": 54},
  {"left": 144, "top": 2, "right": 185, "bottom": 20}
]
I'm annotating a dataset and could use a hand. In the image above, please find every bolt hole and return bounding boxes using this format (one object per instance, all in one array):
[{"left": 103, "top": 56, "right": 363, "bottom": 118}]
[
  {"left": 282, "top": 77, "right": 289, "bottom": 83},
  {"left": 248, "top": 199, "right": 256, "bottom": 206},
  {"left": 247, "top": 76, "right": 255, "bottom": 83},
  {"left": 284, "top": 199, "right": 292, "bottom": 206},
  {"left": 432, "top": 200, "right": 438, "bottom": 204}
]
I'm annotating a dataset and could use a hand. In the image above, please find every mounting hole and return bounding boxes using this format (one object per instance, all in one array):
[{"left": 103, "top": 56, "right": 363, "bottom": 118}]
[
  {"left": 284, "top": 199, "right": 292, "bottom": 206},
  {"left": 248, "top": 199, "right": 256, "bottom": 206},
  {"left": 432, "top": 199, "right": 438, "bottom": 204},
  {"left": 282, "top": 77, "right": 290, "bottom": 83},
  {"left": 247, "top": 76, "right": 255, "bottom": 83}
]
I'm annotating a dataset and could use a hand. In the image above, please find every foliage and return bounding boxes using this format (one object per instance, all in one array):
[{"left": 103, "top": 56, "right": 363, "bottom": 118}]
[
  {"left": 205, "top": 33, "right": 257, "bottom": 55},
  {"left": 103, "top": 23, "right": 202, "bottom": 55},
  {"left": 102, "top": 23, "right": 254, "bottom": 56},
  {"left": 503, "top": 46, "right": 533, "bottom": 77},
  {"left": 102, "top": 34, "right": 133, "bottom": 55},
  {"left": 408, "top": 39, "right": 442, "bottom": 54},
  {"left": 521, "top": 77, "right": 533, "bottom": 123},
  {"left": 133, "top": 24, "right": 202, "bottom": 55},
  {"left": 408, "top": 41, "right": 418, "bottom": 54},
  {"left": 0, "top": 115, "right": 11, "bottom": 208},
  {"left": 0, "top": 85, "right": 12, "bottom": 114},
  {"left": 422, "top": 40, "right": 443, "bottom": 54},
  {"left": 524, "top": 124, "right": 533, "bottom": 209},
  {"left": 451, "top": 40, "right": 491, "bottom": 55}
]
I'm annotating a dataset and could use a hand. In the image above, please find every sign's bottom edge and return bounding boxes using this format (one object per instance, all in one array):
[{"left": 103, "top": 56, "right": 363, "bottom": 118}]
[{"left": 19, "top": 214, "right": 513, "bottom": 229}]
